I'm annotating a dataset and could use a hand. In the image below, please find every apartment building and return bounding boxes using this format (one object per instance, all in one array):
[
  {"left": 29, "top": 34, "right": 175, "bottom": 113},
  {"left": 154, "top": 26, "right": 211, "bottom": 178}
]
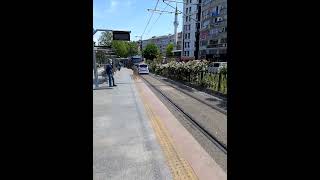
[
  {"left": 182, "top": 0, "right": 227, "bottom": 61},
  {"left": 169, "top": 32, "right": 182, "bottom": 50},
  {"left": 182, "top": 0, "right": 200, "bottom": 58},
  {"left": 199, "top": 0, "right": 227, "bottom": 61},
  {"left": 142, "top": 32, "right": 182, "bottom": 56}
]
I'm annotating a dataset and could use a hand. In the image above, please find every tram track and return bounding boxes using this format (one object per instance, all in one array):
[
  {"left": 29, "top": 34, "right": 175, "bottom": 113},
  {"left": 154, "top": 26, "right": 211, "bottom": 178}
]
[{"left": 140, "top": 74, "right": 227, "bottom": 155}]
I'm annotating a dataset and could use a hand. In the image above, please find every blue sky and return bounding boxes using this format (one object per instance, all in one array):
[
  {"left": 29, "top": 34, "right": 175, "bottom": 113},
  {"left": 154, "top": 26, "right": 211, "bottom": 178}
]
[{"left": 93, "top": 0, "right": 183, "bottom": 42}]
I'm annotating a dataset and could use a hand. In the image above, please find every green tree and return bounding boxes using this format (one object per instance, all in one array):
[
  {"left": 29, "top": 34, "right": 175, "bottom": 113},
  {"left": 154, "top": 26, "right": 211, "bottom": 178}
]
[
  {"left": 98, "top": 31, "right": 113, "bottom": 46},
  {"left": 142, "top": 43, "right": 159, "bottom": 60},
  {"left": 166, "top": 43, "right": 174, "bottom": 58},
  {"left": 96, "top": 51, "right": 106, "bottom": 64},
  {"left": 111, "top": 40, "right": 128, "bottom": 58},
  {"left": 126, "top": 41, "right": 139, "bottom": 57},
  {"left": 98, "top": 31, "right": 139, "bottom": 58}
]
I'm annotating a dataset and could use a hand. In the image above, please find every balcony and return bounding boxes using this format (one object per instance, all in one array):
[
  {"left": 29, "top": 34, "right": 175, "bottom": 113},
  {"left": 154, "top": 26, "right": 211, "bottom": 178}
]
[
  {"left": 211, "top": 11, "right": 219, "bottom": 17},
  {"left": 218, "top": 43, "right": 227, "bottom": 48},
  {"left": 207, "top": 44, "right": 218, "bottom": 48},
  {"left": 219, "top": 48, "right": 227, "bottom": 54}
]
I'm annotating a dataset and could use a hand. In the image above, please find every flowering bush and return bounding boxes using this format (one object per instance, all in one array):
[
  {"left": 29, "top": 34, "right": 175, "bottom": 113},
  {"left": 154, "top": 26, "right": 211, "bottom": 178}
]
[
  {"left": 151, "top": 60, "right": 211, "bottom": 82},
  {"left": 219, "top": 66, "right": 227, "bottom": 75},
  {"left": 152, "top": 60, "right": 210, "bottom": 75},
  {"left": 151, "top": 59, "right": 227, "bottom": 94},
  {"left": 181, "top": 56, "right": 195, "bottom": 62}
]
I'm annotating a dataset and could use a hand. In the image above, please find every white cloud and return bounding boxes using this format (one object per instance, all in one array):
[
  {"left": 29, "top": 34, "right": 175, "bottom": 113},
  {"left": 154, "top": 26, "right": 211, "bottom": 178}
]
[
  {"left": 104, "top": 0, "right": 135, "bottom": 14},
  {"left": 125, "top": 0, "right": 135, "bottom": 6},
  {"left": 93, "top": 9, "right": 101, "bottom": 18},
  {"left": 105, "top": 0, "right": 119, "bottom": 13}
]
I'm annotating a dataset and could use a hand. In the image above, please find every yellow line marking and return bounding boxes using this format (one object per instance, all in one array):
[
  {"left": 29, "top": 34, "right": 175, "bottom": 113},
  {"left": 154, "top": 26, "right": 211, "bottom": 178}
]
[{"left": 135, "top": 80, "right": 198, "bottom": 180}]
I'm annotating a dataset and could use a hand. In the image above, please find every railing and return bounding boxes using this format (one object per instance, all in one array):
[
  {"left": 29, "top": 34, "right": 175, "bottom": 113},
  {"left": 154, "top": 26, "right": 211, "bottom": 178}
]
[
  {"left": 207, "top": 44, "right": 218, "bottom": 48},
  {"left": 149, "top": 68, "right": 227, "bottom": 95}
]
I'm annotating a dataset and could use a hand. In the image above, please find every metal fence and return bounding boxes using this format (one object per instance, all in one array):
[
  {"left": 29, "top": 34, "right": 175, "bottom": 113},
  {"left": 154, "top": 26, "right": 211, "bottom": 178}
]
[{"left": 151, "top": 68, "right": 227, "bottom": 95}]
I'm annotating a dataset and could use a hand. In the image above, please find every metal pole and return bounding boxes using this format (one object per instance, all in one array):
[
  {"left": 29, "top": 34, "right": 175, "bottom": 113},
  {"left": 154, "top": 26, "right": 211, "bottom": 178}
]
[
  {"left": 174, "top": 4, "right": 179, "bottom": 50},
  {"left": 136, "top": 35, "right": 143, "bottom": 61},
  {"left": 141, "top": 36, "right": 143, "bottom": 60},
  {"left": 93, "top": 48, "right": 99, "bottom": 88},
  {"left": 93, "top": 29, "right": 99, "bottom": 89}
]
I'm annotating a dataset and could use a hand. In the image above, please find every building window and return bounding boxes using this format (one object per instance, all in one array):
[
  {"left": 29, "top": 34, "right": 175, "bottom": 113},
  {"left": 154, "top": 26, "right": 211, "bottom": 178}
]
[
  {"left": 185, "top": 33, "right": 187, "bottom": 39},
  {"left": 186, "top": 16, "right": 188, "bottom": 22},
  {"left": 190, "top": 0, "right": 192, "bottom": 3},
  {"left": 189, "top": 24, "right": 191, "bottom": 30},
  {"left": 189, "top": 7, "right": 191, "bottom": 14},
  {"left": 209, "top": 40, "right": 218, "bottom": 45},
  {"left": 188, "top": 33, "right": 190, "bottom": 39},
  {"left": 187, "top": 51, "right": 189, "bottom": 56},
  {"left": 220, "top": 38, "right": 227, "bottom": 43}
]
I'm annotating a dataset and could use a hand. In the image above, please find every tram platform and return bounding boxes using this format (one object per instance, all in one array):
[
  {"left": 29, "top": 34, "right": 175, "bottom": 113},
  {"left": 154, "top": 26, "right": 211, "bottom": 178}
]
[{"left": 93, "top": 68, "right": 226, "bottom": 180}]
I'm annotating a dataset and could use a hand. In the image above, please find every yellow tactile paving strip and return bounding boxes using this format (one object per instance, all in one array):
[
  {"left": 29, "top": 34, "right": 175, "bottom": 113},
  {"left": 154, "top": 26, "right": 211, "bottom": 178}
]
[{"left": 135, "top": 79, "right": 198, "bottom": 180}]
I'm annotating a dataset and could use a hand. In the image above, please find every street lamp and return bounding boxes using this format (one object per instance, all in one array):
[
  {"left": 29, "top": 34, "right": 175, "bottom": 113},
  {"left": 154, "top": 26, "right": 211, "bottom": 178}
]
[
  {"left": 135, "top": 35, "right": 143, "bottom": 54},
  {"left": 135, "top": 35, "right": 144, "bottom": 63}
]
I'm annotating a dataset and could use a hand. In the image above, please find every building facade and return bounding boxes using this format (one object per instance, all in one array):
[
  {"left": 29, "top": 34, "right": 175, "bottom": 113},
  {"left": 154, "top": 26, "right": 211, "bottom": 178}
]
[
  {"left": 169, "top": 32, "right": 182, "bottom": 51},
  {"left": 182, "top": 0, "right": 227, "bottom": 61},
  {"left": 182, "top": 0, "right": 200, "bottom": 58},
  {"left": 142, "top": 32, "right": 182, "bottom": 56},
  {"left": 199, "top": 0, "right": 227, "bottom": 61}
]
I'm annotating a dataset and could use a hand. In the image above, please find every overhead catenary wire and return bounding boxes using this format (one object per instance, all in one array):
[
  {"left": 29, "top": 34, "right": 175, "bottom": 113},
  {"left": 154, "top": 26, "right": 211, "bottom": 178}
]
[
  {"left": 141, "top": 0, "right": 160, "bottom": 37},
  {"left": 145, "top": 3, "right": 169, "bottom": 36},
  {"left": 162, "top": 0, "right": 199, "bottom": 23},
  {"left": 163, "top": 0, "right": 199, "bottom": 5}
]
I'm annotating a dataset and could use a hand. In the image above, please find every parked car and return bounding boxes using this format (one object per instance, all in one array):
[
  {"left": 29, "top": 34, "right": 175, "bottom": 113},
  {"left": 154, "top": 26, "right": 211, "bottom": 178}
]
[
  {"left": 138, "top": 64, "right": 149, "bottom": 74},
  {"left": 208, "top": 62, "right": 227, "bottom": 73}
]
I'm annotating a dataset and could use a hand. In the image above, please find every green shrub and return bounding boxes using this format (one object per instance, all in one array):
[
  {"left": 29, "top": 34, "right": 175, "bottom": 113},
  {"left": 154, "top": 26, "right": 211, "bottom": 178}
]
[{"left": 146, "top": 59, "right": 227, "bottom": 94}]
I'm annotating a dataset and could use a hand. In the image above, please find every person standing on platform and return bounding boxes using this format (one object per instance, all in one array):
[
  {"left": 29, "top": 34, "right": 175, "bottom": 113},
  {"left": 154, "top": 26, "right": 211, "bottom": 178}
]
[{"left": 105, "top": 60, "right": 117, "bottom": 87}]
